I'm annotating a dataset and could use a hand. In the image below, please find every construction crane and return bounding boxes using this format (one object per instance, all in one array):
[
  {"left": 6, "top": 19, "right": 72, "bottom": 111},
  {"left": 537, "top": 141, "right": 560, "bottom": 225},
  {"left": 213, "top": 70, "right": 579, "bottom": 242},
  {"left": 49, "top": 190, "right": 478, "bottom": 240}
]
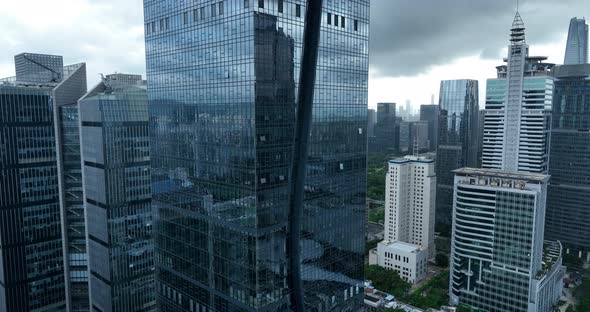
[{"left": 22, "top": 54, "right": 62, "bottom": 82}]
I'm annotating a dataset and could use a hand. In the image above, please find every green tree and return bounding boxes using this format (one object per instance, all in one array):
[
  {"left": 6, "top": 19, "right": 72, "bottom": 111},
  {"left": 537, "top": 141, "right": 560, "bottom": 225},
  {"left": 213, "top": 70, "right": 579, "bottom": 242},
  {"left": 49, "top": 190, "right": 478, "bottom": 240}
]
[
  {"left": 456, "top": 304, "right": 472, "bottom": 312},
  {"left": 365, "top": 265, "right": 411, "bottom": 298},
  {"left": 367, "top": 152, "right": 388, "bottom": 201},
  {"left": 435, "top": 253, "right": 449, "bottom": 267},
  {"left": 574, "top": 277, "right": 590, "bottom": 312},
  {"left": 404, "top": 271, "right": 450, "bottom": 309}
]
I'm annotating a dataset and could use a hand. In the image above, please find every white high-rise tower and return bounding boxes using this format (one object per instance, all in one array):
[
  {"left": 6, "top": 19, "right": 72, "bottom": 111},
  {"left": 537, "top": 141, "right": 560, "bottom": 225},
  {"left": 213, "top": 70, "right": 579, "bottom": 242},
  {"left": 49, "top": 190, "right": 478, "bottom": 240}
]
[
  {"left": 482, "top": 12, "right": 554, "bottom": 173},
  {"left": 384, "top": 156, "right": 436, "bottom": 257}
]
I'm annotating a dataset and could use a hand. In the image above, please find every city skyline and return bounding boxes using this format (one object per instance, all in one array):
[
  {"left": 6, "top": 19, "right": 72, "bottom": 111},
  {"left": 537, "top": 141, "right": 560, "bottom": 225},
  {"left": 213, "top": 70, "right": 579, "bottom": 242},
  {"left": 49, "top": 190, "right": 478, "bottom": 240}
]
[
  {"left": 0, "top": 0, "right": 588, "bottom": 109},
  {"left": 1, "top": 1, "right": 590, "bottom": 311}
]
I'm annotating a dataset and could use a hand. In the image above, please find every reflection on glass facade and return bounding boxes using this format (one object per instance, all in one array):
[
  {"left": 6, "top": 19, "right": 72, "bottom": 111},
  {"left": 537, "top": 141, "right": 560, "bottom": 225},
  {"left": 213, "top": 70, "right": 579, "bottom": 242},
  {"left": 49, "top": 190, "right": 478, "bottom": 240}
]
[
  {"left": 546, "top": 64, "right": 590, "bottom": 254},
  {"left": 144, "top": 0, "right": 369, "bottom": 311},
  {"left": 435, "top": 80, "right": 478, "bottom": 227},
  {"left": 80, "top": 77, "right": 155, "bottom": 312}
]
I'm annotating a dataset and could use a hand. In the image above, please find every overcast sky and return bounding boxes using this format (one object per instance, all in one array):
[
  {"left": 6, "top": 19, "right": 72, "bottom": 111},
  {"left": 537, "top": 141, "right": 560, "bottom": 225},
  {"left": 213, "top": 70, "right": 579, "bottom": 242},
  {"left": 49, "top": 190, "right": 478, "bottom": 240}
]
[{"left": 0, "top": 0, "right": 588, "bottom": 112}]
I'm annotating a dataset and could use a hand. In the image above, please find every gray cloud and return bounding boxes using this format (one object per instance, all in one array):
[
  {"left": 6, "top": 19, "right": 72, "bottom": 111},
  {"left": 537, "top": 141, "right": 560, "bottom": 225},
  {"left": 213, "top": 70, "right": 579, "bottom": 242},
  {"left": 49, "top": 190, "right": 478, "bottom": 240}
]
[
  {"left": 370, "top": 0, "right": 588, "bottom": 78},
  {"left": 1, "top": 0, "right": 587, "bottom": 83},
  {"left": 0, "top": 0, "right": 146, "bottom": 87}
]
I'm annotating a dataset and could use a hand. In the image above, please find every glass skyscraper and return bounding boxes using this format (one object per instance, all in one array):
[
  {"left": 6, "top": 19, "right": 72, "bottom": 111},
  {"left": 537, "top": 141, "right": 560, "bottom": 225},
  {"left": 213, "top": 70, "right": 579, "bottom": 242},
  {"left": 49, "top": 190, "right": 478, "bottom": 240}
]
[
  {"left": 435, "top": 79, "right": 479, "bottom": 227},
  {"left": 0, "top": 53, "right": 87, "bottom": 312},
  {"left": 144, "top": 1, "right": 369, "bottom": 311},
  {"left": 372, "top": 102, "right": 398, "bottom": 153},
  {"left": 419, "top": 104, "right": 439, "bottom": 151},
  {"left": 79, "top": 75, "right": 155, "bottom": 312},
  {"left": 546, "top": 64, "right": 590, "bottom": 257},
  {"left": 564, "top": 17, "right": 588, "bottom": 65}
]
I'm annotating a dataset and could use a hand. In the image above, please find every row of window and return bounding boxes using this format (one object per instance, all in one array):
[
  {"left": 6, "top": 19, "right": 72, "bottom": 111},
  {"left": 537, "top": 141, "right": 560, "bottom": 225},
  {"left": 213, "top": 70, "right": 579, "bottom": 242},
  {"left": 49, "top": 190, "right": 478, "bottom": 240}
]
[
  {"left": 146, "top": 0, "right": 360, "bottom": 35},
  {"left": 326, "top": 12, "right": 358, "bottom": 31}
]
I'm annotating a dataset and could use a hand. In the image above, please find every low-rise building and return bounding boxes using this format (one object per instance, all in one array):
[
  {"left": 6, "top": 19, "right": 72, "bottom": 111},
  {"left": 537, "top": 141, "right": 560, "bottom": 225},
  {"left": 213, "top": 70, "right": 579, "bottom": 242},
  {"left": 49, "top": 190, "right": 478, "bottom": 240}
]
[{"left": 370, "top": 241, "right": 428, "bottom": 284}]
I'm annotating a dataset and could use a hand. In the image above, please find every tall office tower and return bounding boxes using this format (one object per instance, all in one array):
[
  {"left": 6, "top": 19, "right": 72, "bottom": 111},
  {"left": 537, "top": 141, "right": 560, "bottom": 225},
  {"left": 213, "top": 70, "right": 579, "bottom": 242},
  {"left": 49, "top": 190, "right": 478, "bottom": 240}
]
[
  {"left": 564, "top": 17, "right": 588, "bottom": 65},
  {"left": 419, "top": 104, "right": 439, "bottom": 151},
  {"left": 482, "top": 13, "right": 554, "bottom": 173},
  {"left": 384, "top": 156, "right": 436, "bottom": 257},
  {"left": 144, "top": 1, "right": 369, "bottom": 311},
  {"left": 449, "top": 168, "right": 564, "bottom": 312},
  {"left": 367, "top": 108, "right": 377, "bottom": 137},
  {"left": 373, "top": 102, "right": 398, "bottom": 153},
  {"left": 546, "top": 64, "right": 590, "bottom": 259},
  {"left": 398, "top": 121, "right": 410, "bottom": 153},
  {"left": 435, "top": 79, "right": 479, "bottom": 227},
  {"left": 0, "top": 53, "right": 87, "bottom": 312},
  {"left": 79, "top": 75, "right": 155, "bottom": 311},
  {"left": 409, "top": 121, "right": 429, "bottom": 154}
]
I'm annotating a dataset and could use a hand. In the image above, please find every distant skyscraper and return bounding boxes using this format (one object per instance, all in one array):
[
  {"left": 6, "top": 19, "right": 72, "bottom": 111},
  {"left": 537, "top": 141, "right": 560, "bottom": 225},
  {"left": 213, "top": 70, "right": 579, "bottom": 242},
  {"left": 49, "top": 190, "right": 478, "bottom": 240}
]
[
  {"left": 79, "top": 75, "right": 155, "bottom": 311},
  {"left": 564, "top": 17, "right": 588, "bottom": 65},
  {"left": 546, "top": 64, "right": 590, "bottom": 258},
  {"left": 398, "top": 120, "right": 411, "bottom": 153},
  {"left": 14, "top": 52, "right": 64, "bottom": 84},
  {"left": 384, "top": 156, "right": 436, "bottom": 257},
  {"left": 419, "top": 104, "right": 439, "bottom": 151},
  {"left": 435, "top": 79, "right": 479, "bottom": 227},
  {"left": 0, "top": 53, "right": 87, "bottom": 312},
  {"left": 449, "top": 168, "right": 564, "bottom": 312},
  {"left": 409, "top": 121, "right": 429, "bottom": 154},
  {"left": 373, "top": 102, "right": 398, "bottom": 153},
  {"left": 482, "top": 13, "right": 554, "bottom": 173},
  {"left": 144, "top": 1, "right": 369, "bottom": 311}
]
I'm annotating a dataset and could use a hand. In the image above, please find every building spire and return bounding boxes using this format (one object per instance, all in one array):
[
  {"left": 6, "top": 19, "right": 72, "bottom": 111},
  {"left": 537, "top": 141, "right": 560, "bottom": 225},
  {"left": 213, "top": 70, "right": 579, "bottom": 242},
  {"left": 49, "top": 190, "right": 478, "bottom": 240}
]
[{"left": 510, "top": 8, "right": 526, "bottom": 45}]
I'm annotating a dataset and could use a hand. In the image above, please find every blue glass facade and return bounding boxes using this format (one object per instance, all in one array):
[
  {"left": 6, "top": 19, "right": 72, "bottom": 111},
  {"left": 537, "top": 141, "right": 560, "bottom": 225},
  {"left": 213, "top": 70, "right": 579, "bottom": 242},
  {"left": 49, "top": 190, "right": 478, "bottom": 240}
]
[
  {"left": 435, "top": 80, "right": 479, "bottom": 227},
  {"left": 57, "top": 104, "right": 89, "bottom": 311},
  {"left": 80, "top": 78, "right": 155, "bottom": 312},
  {"left": 0, "top": 54, "right": 87, "bottom": 312},
  {"left": 419, "top": 104, "right": 439, "bottom": 151},
  {"left": 564, "top": 17, "right": 588, "bottom": 65},
  {"left": 0, "top": 84, "right": 66, "bottom": 312},
  {"left": 144, "top": 0, "right": 368, "bottom": 310},
  {"left": 546, "top": 64, "right": 590, "bottom": 253},
  {"left": 371, "top": 102, "right": 398, "bottom": 153}
]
